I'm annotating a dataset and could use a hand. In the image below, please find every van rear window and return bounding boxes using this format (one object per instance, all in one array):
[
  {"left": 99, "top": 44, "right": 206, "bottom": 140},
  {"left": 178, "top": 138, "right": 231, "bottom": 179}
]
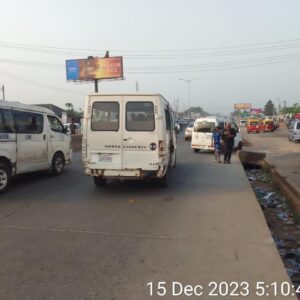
[
  {"left": 126, "top": 102, "right": 155, "bottom": 131},
  {"left": 91, "top": 102, "right": 119, "bottom": 131},
  {"left": 194, "top": 121, "right": 215, "bottom": 133}
]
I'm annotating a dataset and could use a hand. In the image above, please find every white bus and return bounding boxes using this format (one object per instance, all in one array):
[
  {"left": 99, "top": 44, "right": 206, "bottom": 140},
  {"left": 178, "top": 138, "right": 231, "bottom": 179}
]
[
  {"left": 82, "top": 93, "right": 177, "bottom": 187},
  {"left": 191, "top": 116, "right": 242, "bottom": 152},
  {"left": 0, "top": 101, "right": 72, "bottom": 193}
]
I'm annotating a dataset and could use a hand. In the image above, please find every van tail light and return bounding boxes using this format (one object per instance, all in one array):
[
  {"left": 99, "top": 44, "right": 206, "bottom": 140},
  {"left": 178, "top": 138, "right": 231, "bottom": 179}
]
[{"left": 159, "top": 140, "right": 166, "bottom": 157}]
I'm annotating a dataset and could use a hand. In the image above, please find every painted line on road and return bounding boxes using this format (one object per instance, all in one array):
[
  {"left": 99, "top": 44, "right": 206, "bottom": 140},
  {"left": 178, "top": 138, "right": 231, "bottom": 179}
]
[{"left": 0, "top": 224, "right": 176, "bottom": 241}]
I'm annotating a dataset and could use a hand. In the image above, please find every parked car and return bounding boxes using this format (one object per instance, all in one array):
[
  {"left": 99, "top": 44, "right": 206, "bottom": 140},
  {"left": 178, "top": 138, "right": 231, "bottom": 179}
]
[
  {"left": 239, "top": 119, "right": 247, "bottom": 127},
  {"left": 184, "top": 122, "right": 194, "bottom": 140},
  {"left": 288, "top": 120, "right": 300, "bottom": 142},
  {"left": 247, "top": 119, "right": 260, "bottom": 133}
]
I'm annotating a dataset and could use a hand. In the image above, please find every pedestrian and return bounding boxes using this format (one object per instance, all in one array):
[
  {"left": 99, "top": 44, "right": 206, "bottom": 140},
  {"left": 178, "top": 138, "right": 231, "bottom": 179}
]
[
  {"left": 222, "top": 123, "right": 236, "bottom": 164},
  {"left": 211, "top": 126, "right": 222, "bottom": 163},
  {"left": 70, "top": 120, "right": 76, "bottom": 135}
]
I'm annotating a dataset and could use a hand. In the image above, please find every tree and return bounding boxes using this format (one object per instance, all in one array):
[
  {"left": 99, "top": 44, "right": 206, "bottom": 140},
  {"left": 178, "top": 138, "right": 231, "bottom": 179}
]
[
  {"left": 264, "top": 100, "right": 277, "bottom": 116},
  {"left": 65, "top": 102, "right": 74, "bottom": 111}
]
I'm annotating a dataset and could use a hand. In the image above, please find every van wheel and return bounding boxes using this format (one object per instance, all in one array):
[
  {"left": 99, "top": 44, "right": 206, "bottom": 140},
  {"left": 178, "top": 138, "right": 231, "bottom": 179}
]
[
  {"left": 51, "top": 153, "right": 65, "bottom": 176},
  {"left": 157, "top": 167, "right": 169, "bottom": 188},
  {"left": 93, "top": 177, "right": 107, "bottom": 187},
  {"left": 0, "top": 163, "right": 11, "bottom": 194},
  {"left": 171, "top": 151, "right": 176, "bottom": 168},
  {"left": 194, "top": 149, "right": 200, "bottom": 153}
]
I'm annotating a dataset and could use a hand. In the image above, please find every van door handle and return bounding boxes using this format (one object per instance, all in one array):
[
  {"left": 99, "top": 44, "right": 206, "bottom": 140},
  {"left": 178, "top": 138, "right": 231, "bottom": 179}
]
[
  {"left": 123, "top": 138, "right": 128, "bottom": 141},
  {"left": 43, "top": 134, "right": 46, "bottom": 140}
]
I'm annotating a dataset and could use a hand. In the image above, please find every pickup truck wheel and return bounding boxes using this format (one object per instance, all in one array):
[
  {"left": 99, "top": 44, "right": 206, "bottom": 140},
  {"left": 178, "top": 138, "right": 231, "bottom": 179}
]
[
  {"left": 51, "top": 153, "right": 65, "bottom": 176},
  {"left": 0, "top": 163, "right": 11, "bottom": 194},
  {"left": 93, "top": 177, "right": 107, "bottom": 187}
]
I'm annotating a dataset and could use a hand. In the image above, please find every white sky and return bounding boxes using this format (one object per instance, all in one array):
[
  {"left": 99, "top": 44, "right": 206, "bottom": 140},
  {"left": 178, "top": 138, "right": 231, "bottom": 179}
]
[{"left": 0, "top": 0, "right": 300, "bottom": 114}]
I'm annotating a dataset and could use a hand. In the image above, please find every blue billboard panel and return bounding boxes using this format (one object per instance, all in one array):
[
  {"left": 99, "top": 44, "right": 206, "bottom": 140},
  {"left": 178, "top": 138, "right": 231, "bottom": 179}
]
[{"left": 66, "top": 60, "right": 80, "bottom": 81}]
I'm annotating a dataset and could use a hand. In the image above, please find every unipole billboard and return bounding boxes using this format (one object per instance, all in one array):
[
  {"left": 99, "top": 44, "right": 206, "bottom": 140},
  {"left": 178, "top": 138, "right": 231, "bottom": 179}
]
[
  {"left": 234, "top": 103, "right": 251, "bottom": 110},
  {"left": 65, "top": 56, "right": 123, "bottom": 81}
]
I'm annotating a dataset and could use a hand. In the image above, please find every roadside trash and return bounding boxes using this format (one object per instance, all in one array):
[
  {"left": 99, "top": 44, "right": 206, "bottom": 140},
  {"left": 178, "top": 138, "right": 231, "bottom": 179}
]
[{"left": 277, "top": 211, "right": 289, "bottom": 222}]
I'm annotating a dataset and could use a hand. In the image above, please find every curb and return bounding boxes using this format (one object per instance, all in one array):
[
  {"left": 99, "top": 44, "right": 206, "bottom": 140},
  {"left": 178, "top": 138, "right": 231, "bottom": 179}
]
[{"left": 238, "top": 150, "right": 300, "bottom": 215}]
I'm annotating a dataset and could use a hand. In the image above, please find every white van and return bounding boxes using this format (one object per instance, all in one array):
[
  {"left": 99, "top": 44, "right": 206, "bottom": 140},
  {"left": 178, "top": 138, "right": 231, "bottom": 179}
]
[
  {"left": 0, "top": 101, "right": 72, "bottom": 193},
  {"left": 82, "top": 93, "right": 176, "bottom": 187},
  {"left": 191, "top": 116, "right": 242, "bottom": 152},
  {"left": 288, "top": 119, "right": 300, "bottom": 142}
]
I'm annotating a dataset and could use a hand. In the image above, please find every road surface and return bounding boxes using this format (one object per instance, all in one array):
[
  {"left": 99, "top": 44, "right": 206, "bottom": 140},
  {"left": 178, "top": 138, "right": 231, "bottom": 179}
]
[{"left": 0, "top": 136, "right": 295, "bottom": 299}]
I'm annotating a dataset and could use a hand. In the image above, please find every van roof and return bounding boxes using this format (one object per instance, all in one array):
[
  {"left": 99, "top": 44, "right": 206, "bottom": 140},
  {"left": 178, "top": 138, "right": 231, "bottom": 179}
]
[
  {"left": 0, "top": 101, "right": 55, "bottom": 114},
  {"left": 87, "top": 93, "right": 169, "bottom": 103}
]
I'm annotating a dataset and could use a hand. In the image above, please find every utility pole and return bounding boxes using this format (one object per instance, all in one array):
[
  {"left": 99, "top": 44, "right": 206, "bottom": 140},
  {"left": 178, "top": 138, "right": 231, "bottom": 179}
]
[
  {"left": 1, "top": 85, "right": 5, "bottom": 101},
  {"left": 179, "top": 77, "right": 200, "bottom": 119}
]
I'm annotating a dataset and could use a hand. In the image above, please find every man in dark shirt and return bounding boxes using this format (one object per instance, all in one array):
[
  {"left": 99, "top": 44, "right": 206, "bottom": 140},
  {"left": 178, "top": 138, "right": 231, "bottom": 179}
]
[{"left": 222, "top": 123, "right": 236, "bottom": 164}]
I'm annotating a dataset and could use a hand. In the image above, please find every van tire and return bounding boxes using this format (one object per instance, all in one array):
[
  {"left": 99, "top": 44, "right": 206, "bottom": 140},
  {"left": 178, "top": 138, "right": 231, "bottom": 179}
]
[
  {"left": 93, "top": 177, "right": 107, "bottom": 187},
  {"left": 193, "top": 149, "right": 200, "bottom": 153},
  {"left": 157, "top": 174, "right": 168, "bottom": 188},
  {"left": 171, "top": 151, "right": 176, "bottom": 168},
  {"left": 51, "top": 153, "right": 65, "bottom": 176},
  {"left": 0, "top": 163, "right": 11, "bottom": 194}
]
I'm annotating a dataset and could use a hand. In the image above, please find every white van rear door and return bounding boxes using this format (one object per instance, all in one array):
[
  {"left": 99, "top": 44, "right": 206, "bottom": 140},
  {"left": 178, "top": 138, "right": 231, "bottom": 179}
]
[
  {"left": 122, "top": 96, "right": 158, "bottom": 170},
  {"left": 88, "top": 98, "right": 122, "bottom": 170}
]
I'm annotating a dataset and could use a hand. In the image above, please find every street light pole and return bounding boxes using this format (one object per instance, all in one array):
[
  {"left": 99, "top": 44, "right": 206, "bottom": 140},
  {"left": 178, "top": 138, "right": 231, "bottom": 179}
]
[
  {"left": 1, "top": 85, "right": 5, "bottom": 101},
  {"left": 179, "top": 77, "right": 200, "bottom": 119}
]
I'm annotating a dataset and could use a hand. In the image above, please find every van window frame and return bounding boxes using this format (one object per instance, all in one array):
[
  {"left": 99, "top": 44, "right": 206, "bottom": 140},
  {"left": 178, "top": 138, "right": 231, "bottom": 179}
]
[
  {"left": 91, "top": 101, "right": 120, "bottom": 132},
  {"left": 47, "top": 115, "right": 65, "bottom": 134},
  {"left": 13, "top": 109, "right": 44, "bottom": 134},
  {"left": 125, "top": 101, "right": 155, "bottom": 132},
  {"left": 0, "top": 108, "right": 15, "bottom": 133}
]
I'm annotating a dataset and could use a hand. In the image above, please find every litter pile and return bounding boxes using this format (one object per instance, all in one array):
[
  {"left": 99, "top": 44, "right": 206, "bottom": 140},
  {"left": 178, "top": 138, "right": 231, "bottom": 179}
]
[{"left": 246, "top": 167, "right": 300, "bottom": 289}]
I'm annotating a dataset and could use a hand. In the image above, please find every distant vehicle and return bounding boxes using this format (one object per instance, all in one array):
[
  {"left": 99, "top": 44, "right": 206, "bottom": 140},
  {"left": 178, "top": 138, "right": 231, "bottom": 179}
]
[
  {"left": 0, "top": 101, "right": 72, "bottom": 193},
  {"left": 259, "top": 120, "right": 274, "bottom": 132},
  {"left": 288, "top": 120, "right": 300, "bottom": 142},
  {"left": 63, "top": 122, "right": 81, "bottom": 134},
  {"left": 191, "top": 116, "right": 242, "bottom": 152},
  {"left": 175, "top": 122, "right": 181, "bottom": 133},
  {"left": 184, "top": 121, "right": 194, "bottom": 141},
  {"left": 82, "top": 93, "right": 176, "bottom": 187},
  {"left": 247, "top": 119, "right": 260, "bottom": 133},
  {"left": 239, "top": 120, "right": 247, "bottom": 127}
]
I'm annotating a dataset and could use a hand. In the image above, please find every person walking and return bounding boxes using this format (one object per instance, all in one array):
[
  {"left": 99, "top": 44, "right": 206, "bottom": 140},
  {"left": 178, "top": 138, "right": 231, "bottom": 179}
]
[
  {"left": 69, "top": 119, "right": 76, "bottom": 135},
  {"left": 211, "top": 126, "right": 222, "bottom": 163},
  {"left": 222, "top": 123, "right": 236, "bottom": 164}
]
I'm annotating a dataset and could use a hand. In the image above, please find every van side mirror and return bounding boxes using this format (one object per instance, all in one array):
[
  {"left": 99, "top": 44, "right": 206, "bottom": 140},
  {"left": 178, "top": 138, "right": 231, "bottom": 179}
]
[{"left": 63, "top": 127, "right": 68, "bottom": 134}]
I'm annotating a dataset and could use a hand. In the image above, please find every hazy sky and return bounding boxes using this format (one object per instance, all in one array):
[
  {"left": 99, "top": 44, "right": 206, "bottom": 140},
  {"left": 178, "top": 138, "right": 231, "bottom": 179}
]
[{"left": 0, "top": 0, "right": 300, "bottom": 114}]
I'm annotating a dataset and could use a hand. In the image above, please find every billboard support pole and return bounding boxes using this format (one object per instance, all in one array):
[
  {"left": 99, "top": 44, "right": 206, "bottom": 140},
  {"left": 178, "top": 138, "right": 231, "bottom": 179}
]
[{"left": 94, "top": 79, "right": 98, "bottom": 93}]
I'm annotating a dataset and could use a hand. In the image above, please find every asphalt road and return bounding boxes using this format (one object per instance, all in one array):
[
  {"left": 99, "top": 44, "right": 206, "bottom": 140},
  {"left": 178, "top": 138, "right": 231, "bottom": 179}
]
[
  {"left": 0, "top": 136, "right": 294, "bottom": 300},
  {"left": 242, "top": 125, "right": 300, "bottom": 194}
]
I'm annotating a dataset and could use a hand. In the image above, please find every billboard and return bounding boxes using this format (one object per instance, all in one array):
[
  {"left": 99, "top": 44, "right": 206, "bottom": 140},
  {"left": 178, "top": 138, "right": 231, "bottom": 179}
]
[
  {"left": 250, "top": 108, "right": 263, "bottom": 114},
  {"left": 66, "top": 56, "right": 123, "bottom": 81},
  {"left": 234, "top": 103, "right": 251, "bottom": 110}
]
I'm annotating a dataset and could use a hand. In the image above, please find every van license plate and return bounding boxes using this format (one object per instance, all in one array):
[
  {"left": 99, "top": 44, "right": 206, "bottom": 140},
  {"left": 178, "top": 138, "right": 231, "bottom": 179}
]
[{"left": 99, "top": 154, "right": 112, "bottom": 162}]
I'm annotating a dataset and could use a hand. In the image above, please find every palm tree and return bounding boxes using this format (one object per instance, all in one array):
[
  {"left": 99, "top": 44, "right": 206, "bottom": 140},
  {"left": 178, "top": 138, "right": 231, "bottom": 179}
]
[{"left": 65, "top": 103, "right": 74, "bottom": 111}]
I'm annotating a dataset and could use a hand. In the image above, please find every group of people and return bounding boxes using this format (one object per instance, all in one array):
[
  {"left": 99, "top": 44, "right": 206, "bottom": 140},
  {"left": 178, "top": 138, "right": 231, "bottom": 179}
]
[{"left": 211, "top": 123, "right": 237, "bottom": 164}]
